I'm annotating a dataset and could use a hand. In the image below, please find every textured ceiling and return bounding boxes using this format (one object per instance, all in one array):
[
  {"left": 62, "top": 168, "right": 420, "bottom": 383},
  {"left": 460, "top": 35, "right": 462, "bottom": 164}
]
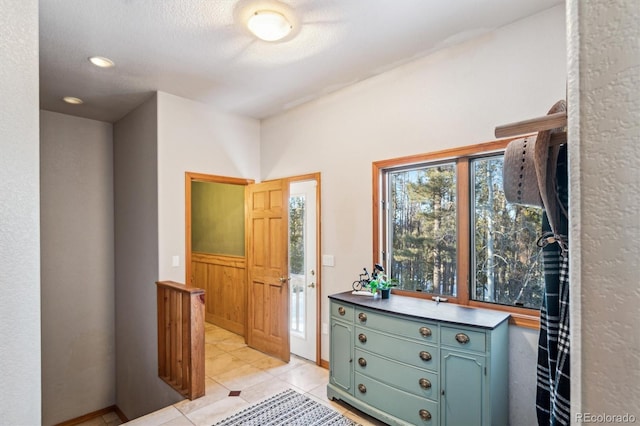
[{"left": 39, "top": 0, "right": 563, "bottom": 122}]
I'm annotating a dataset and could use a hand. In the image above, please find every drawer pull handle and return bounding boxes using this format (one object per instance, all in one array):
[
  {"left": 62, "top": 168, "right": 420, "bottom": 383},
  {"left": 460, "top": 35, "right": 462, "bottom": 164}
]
[
  {"left": 338, "top": 307, "right": 346, "bottom": 316},
  {"left": 419, "top": 351, "right": 432, "bottom": 361},
  {"left": 419, "top": 409, "right": 432, "bottom": 421},
  {"left": 419, "top": 378, "right": 431, "bottom": 389},
  {"left": 358, "top": 357, "right": 367, "bottom": 367},
  {"left": 455, "top": 333, "right": 470, "bottom": 344},
  {"left": 358, "top": 312, "right": 367, "bottom": 322},
  {"left": 358, "top": 333, "right": 367, "bottom": 343},
  {"left": 358, "top": 383, "right": 367, "bottom": 393},
  {"left": 419, "top": 326, "right": 432, "bottom": 337}
]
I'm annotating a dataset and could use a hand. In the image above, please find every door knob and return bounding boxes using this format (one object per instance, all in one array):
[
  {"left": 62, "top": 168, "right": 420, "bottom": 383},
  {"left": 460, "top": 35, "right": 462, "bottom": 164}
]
[
  {"left": 279, "top": 277, "right": 290, "bottom": 283},
  {"left": 308, "top": 282, "right": 315, "bottom": 288}
]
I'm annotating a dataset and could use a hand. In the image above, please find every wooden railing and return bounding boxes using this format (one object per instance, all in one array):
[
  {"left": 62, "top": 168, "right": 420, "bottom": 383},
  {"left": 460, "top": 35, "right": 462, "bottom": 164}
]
[{"left": 156, "top": 281, "right": 205, "bottom": 400}]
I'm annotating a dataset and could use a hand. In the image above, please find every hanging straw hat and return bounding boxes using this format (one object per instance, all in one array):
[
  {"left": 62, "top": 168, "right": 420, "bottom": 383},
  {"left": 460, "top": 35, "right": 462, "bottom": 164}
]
[
  {"left": 534, "top": 99, "right": 567, "bottom": 236},
  {"left": 503, "top": 100, "right": 567, "bottom": 234}
]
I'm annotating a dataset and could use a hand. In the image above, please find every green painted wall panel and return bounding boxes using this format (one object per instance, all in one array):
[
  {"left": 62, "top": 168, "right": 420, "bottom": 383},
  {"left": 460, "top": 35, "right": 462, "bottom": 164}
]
[{"left": 191, "top": 181, "right": 244, "bottom": 256}]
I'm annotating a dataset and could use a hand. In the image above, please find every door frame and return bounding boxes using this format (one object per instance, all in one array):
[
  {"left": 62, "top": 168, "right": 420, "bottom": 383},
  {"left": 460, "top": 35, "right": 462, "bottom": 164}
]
[
  {"left": 185, "top": 172, "right": 254, "bottom": 288},
  {"left": 286, "top": 172, "right": 322, "bottom": 365},
  {"left": 185, "top": 171, "right": 322, "bottom": 366}
]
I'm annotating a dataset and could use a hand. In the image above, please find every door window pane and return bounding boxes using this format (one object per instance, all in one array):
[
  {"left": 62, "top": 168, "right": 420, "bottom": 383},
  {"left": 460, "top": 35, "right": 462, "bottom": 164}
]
[
  {"left": 471, "top": 156, "right": 543, "bottom": 309},
  {"left": 388, "top": 163, "right": 457, "bottom": 295},
  {"left": 289, "top": 195, "right": 305, "bottom": 334}
]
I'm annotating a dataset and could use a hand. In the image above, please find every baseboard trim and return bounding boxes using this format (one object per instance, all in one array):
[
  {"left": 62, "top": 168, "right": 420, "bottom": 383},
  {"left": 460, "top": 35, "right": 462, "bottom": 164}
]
[
  {"left": 114, "top": 405, "right": 129, "bottom": 423},
  {"left": 320, "top": 358, "right": 329, "bottom": 369},
  {"left": 55, "top": 404, "right": 128, "bottom": 426}
]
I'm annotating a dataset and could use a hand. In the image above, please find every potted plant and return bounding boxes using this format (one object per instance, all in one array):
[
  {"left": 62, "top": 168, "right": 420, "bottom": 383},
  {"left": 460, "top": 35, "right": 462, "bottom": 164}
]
[{"left": 370, "top": 274, "right": 398, "bottom": 299}]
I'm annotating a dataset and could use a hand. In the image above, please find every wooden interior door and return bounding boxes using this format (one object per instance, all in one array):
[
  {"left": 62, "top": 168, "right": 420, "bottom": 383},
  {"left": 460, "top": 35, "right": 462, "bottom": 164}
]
[{"left": 246, "top": 179, "right": 290, "bottom": 362}]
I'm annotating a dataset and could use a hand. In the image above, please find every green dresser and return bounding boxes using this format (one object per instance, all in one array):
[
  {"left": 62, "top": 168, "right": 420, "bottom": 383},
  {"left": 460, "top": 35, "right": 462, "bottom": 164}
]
[{"left": 327, "top": 292, "right": 510, "bottom": 426}]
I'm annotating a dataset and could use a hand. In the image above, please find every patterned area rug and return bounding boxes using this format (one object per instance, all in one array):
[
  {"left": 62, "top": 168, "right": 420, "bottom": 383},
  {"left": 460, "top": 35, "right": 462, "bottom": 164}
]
[{"left": 213, "top": 389, "right": 359, "bottom": 426}]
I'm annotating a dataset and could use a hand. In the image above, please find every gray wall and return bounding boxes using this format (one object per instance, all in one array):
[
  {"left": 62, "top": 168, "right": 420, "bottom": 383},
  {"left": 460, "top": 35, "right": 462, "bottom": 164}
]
[
  {"left": 0, "top": 0, "right": 41, "bottom": 424},
  {"left": 40, "top": 111, "right": 115, "bottom": 425},
  {"left": 568, "top": 0, "right": 640, "bottom": 417},
  {"left": 114, "top": 94, "right": 182, "bottom": 419}
]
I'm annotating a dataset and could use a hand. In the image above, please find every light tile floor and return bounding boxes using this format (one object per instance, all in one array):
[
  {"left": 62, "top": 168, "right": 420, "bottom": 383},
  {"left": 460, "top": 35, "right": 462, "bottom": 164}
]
[{"left": 79, "top": 323, "right": 385, "bottom": 426}]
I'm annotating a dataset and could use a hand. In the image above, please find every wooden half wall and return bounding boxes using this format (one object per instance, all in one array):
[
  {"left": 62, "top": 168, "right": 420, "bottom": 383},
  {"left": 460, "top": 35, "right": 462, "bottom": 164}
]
[
  {"left": 191, "top": 252, "right": 246, "bottom": 336},
  {"left": 156, "top": 281, "right": 205, "bottom": 400}
]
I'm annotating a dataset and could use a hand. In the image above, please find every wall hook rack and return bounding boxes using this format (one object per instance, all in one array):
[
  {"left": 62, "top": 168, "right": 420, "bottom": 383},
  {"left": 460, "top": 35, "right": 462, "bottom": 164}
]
[{"left": 495, "top": 111, "right": 567, "bottom": 146}]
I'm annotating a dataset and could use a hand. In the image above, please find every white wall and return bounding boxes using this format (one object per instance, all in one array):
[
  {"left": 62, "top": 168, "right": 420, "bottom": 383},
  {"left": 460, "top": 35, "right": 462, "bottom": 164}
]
[
  {"left": 568, "top": 0, "right": 640, "bottom": 419},
  {"left": 114, "top": 94, "right": 183, "bottom": 419},
  {"left": 260, "top": 6, "right": 566, "bottom": 424},
  {"left": 0, "top": 0, "right": 41, "bottom": 424},
  {"left": 157, "top": 92, "right": 261, "bottom": 283},
  {"left": 112, "top": 92, "right": 261, "bottom": 420},
  {"left": 40, "top": 111, "right": 115, "bottom": 425}
]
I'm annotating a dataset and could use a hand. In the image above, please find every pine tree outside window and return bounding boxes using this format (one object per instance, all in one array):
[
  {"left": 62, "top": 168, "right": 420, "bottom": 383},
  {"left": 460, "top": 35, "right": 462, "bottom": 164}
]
[
  {"left": 471, "top": 156, "right": 543, "bottom": 309},
  {"left": 373, "top": 139, "right": 543, "bottom": 328},
  {"left": 387, "top": 163, "right": 457, "bottom": 296}
]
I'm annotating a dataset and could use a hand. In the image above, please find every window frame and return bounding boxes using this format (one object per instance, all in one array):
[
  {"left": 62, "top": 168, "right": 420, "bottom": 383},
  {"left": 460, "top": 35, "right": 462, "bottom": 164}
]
[{"left": 372, "top": 138, "right": 540, "bottom": 329}]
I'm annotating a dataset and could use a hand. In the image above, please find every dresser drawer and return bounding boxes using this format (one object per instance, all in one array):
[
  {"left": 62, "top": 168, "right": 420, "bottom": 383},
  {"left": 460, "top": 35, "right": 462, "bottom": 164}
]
[
  {"left": 355, "top": 349, "right": 438, "bottom": 401},
  {"left": 355, "top": 326, "right": 438, "bottom": 371},
  {"left": 441, "top": 326, "right": 486, "bottom": 353},
  {"left": 355, "top": 372, "right": 438, "bottom": 425},
  {"left": 355, "top": 308, "right": 438, "bottom": 343},
  {"left": 331, "top": 301, "right": 354, "bottom": 322}
]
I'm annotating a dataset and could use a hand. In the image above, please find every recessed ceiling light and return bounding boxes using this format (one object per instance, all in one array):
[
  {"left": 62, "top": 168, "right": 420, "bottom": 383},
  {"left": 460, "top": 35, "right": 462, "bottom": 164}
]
[
  {"left": 89, "top": 56, "right": 115, "bottom": 68},
  {"left": 247, "top": 10, "right": 292, "bottom": 42},
  {"left": 63, "top": 96, "right": 83, "bottom": 105}
]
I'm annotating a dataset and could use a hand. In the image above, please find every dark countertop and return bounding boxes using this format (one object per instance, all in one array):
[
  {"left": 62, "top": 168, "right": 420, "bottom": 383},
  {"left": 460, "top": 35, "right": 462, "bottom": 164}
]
[{"left": 329, "top": 291, "right": 510, "bottom": 329}]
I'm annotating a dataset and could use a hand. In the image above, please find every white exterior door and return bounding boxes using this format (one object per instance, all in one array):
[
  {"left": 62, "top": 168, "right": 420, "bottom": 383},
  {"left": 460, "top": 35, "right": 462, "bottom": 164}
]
[{"left": 289, "top": 180, "right": 317, "bottom": 361}]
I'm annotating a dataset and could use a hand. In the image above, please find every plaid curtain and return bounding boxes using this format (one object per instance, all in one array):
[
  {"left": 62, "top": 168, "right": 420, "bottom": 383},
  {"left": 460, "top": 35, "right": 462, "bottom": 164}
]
[{"left": 536, "top": 147, "right": 570, "bottom": 425}]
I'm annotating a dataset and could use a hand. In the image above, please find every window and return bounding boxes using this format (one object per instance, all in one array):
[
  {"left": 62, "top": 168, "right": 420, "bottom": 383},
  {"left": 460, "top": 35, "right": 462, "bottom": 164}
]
[
  {"left": 289, "top": 194, "right": 305, "bottom": 334},
  {"left": 374, "top": 140, "right": 543, "bottom": 327},
  {"left": 387, "top": 163, "right": 457, "bottom": 295},
  {"left": 471, "top": 156, "right": 543, "bottom": 309}
]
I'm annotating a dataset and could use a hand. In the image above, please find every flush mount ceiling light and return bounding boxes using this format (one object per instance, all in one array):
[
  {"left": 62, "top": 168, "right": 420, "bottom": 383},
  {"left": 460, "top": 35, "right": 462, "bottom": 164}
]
[
  {"left": 247, "top": 10, "right": 292, "bottom": 42},
  {"left": 63, "top": 96, "right": 83, "bottom": 105},
  {"left": 88, "top": 56, "right": 115, "bottom": 68}
]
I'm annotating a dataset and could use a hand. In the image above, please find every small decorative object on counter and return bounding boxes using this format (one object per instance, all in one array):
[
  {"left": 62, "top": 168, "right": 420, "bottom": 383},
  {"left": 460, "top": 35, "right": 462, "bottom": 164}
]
[
  {"left": 351, "top": 267, "right": 371, "bottom": 292},
  {"left": 369, "top": 267, "right": 398, "bottom": 299},
  {"left": 352, "top": 264, "right": 397, "bottom": 297}
]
